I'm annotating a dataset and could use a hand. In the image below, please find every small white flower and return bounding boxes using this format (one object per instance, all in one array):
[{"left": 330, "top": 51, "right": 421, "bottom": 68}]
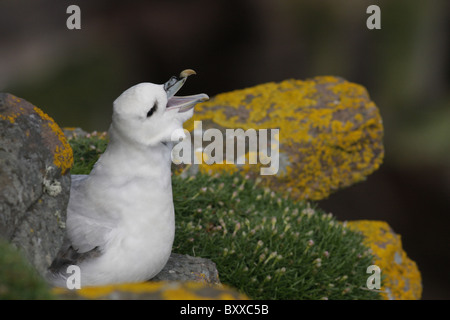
[
  {"left": 259, "top": 253, "right": 266, "bottom": 262},
  {"left": 256, "top": 240, "right": 264, "bottom": 249},
  {"left": 232, "top": 222, "right": 241, "bottom": 237},
  {"left": 271, "top": 217, "right": 277, "bottom": 230}
]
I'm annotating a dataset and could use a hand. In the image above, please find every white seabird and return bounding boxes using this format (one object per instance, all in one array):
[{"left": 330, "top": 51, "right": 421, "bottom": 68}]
[{"left": 48, "top": 69, "right": 208, "bottom": 287}]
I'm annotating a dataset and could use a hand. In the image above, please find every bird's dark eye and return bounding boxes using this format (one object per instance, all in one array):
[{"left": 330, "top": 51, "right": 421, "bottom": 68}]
[{"left": 146, "top": 103, "right": 157, "bottom": 118}]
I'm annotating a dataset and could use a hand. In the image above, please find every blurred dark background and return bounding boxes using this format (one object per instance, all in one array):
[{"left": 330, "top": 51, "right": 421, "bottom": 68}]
[{"left": 0, "top": 0, "right": 448, "bottom": 299}]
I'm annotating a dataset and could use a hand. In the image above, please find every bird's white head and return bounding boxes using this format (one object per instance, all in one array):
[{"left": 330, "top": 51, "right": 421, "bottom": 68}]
[{"left": 111, "top": 69, "right": 208, "bottom": 146}]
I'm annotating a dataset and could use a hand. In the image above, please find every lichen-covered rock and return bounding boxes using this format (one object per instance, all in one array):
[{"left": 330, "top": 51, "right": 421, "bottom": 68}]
[
  {"left": 153, "top": 253, "right": 220, "bottom": 285},
  {"left": 347, "top": 220, "right": 422, "bottom": 300},
  {"left": 181, "top": 76, "right": 384, "bottom": 201},
  {"left": 53, "top": 281, "right": 247, "bottom": 300},
  {"left": 50, "top": 253, "right": 223, "bottom": 299},
  {"left": 0, "top": 93, "right": 73, "bottom": 276}
]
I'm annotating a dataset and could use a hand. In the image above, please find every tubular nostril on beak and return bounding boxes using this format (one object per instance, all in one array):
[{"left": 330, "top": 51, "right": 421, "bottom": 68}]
[{"left": 164, "top": 69, "right": 198, "bottom": 99}]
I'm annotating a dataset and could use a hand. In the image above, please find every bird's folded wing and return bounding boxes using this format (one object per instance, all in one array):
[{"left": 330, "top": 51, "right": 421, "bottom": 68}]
[
  {"left": 66, "top": 213, "right": 114, "bottom": 253},
  {"left": 67, "top": 174, "right": 116, "bottom": 253}
]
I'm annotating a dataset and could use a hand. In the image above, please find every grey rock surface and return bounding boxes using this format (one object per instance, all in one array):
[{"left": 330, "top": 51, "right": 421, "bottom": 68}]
[
  {"left": 153, "top": 253, "right": 220, "bottom": 285},
  {"left": 0, "top": 93, "right": 72, "bottom": 276},
  {"left": 62, "top": 127, "right": 89, "bottom": 139}
]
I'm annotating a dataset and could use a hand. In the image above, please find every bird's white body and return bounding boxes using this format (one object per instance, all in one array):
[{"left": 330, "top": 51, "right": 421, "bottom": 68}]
[
  {"left": 67, "top": 140, "right": 174, "bottom": 286},
  {"left": 48, "top": 71, "right": 208, "bottom": 287}
]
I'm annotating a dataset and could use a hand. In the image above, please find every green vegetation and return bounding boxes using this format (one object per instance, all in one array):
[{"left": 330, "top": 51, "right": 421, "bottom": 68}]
[
  {"left": 0, "top": 241, "right": 53, "bottom": 300},
  {"left": 68, "top": 136, "right": 381, "bottom": 300},
  {"left": 68, "top": 133, "right": 108, "bottom": 174}
]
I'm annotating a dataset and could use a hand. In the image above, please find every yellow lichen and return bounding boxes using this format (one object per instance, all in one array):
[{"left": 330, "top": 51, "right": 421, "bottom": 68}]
[
  {"left": 347, "top": 220, "right": 422, "bottom": 300},
  {"left": 0, "top": 110, "right": 21, "bottom": 124},
  {"left": 0, "top": 95, "right": 25, "bottom": 123},
  {"left": 161, "top": 286, "right": 211, "bottom": 300},
  {"left": 53, "top": 281, "right": 248, "bottom": 300},
  {"left": 33, "top": 107, "right": 73, "bottom": 174}
]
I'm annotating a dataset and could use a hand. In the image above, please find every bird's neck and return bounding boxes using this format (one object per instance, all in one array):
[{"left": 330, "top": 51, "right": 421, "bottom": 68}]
[{"left": 90, "top": 128, "right": 173, "bottom": 180}]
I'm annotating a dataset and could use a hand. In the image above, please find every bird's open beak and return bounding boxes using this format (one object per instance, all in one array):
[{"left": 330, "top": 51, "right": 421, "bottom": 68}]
[{"left": 164, "top": 69, "right": 209, "bottom": 113}]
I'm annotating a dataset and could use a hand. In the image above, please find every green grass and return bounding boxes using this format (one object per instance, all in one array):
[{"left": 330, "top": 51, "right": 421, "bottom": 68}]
[
  {"left": 0, "top": 241, "right": 54, "bottom": 300},
  {"left": 68, "top": 136, "right": 381, "bottom": 300},
  {"left": 68, "top": 133, "right": 109, "bottom": 174}
]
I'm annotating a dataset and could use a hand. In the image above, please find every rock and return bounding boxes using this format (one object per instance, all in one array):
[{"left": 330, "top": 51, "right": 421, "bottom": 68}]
[
  {"left": 52, "top": 253, "right": 225, "bottom": 299},
  {"left": 52, "top": 252, "right": 232, "bottom": 300},
  {"left": 153, "top": 253, "right": 220, "bottom": 285},
  {"left": 180, "top": 76, "right": 384, "bottom": 201},
  {"left": 347, "top": 220, "right": 422, "bottom": 300},
  {"left": 62, "top": 127, "right": 89, "bottom": 139},
  {"left": 53, "top": 280, "right": 248, "bottom": 300},
  {"left": 0, "top": 93, "right": 73, "bottom": 276}
]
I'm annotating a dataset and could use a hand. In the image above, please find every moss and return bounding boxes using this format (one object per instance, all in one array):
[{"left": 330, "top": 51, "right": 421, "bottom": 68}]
[
  {"left": 0, "top": 240, "right": 54, "bottom": 300},
  {"left": 172, "top": 173, "right": 382, "bottom": 300},
  {"left": 66, "top": 131, "right": 108, "bottom": 174},
  {"left": 347, "top": 220, "right": 422, "bottom": 300}
]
